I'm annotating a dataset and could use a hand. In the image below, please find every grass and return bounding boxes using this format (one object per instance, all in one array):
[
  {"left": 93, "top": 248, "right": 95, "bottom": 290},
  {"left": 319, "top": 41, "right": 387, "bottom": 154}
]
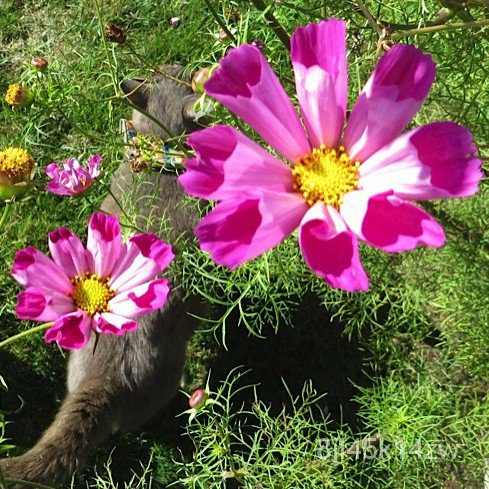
[{"left": 0, "top": 0, "right": 488, "bottom": 487}]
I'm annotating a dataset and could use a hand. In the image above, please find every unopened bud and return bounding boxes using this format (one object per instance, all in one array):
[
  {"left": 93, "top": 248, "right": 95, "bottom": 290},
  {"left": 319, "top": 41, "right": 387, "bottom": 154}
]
[
  {"left": 31, "top": 57, "right": 48, "bottom": 71},
  {"left": 189, "top": 388, "right": 207, "bottom": 409},
  {"left": 191, "top": 67, "right": 212, "bottom": 94}
]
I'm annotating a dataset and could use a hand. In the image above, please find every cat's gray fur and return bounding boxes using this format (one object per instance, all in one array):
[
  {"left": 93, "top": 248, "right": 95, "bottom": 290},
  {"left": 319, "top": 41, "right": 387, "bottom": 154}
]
[{"left": 0, "top": 66, "right": 203, "bottom": 486}]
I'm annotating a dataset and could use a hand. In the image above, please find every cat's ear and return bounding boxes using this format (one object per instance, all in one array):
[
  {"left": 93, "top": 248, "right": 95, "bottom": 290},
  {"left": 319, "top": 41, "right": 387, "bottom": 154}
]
[
  {"left": 120, "top": 78, "right": 150, "bottom": 108},
  {"left": 182, "top": 97, "right": 214, "bottom": 126}
]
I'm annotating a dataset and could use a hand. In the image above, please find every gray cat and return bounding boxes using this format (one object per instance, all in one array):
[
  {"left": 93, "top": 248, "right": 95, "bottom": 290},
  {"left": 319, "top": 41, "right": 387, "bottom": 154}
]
[{"left": 0, "top": 66, "right": 205, "bottom": 486}]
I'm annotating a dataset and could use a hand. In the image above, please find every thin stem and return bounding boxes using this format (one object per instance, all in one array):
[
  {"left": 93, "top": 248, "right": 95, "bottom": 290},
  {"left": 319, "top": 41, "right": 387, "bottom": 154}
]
[
  {"left": 93, "top": 0, "right": 119, "bottom": 96},
  {"left": 124, "top": 43, "right": 192, "bottom": 87},
  {"left": 55, "top": 104, "right": 108, "bottom": 144},
  {"left": 248, "top": 0, "right": 290, "bottom": 50},
  {"left": 392, "top": 19, "right": 489, "bottom": 39},
  {"left": 163, "top": 133, "right": 189, "bottom": 145},
  {"left": 84, "top": 192, "right": 98, "bottom": 212},
  {"left": 276, "top": 1, "right": 322, "bottom": 17},
  {"left": 381, "top": 8, "right": 455, "bottom": 32},
  {"left": 0, "top": 202, "right": 12, "bottom": 232},
  {"left": 123, "top": 99, "right": 191, "bottom": 156},
  {"left": 107, "top": 187, "right": 130, "bottom": 222},
  {"left": 106, "top": 187, "right": 146, "bottom": 234},
  {"left": 124, "top": 99, "right": 173, "bottom": 139},
  {"left": 0, "top": 323, "right": 53, "bottom": 349},
  {"left": 353, "top": 0, "right": 383, "bottom": 35},
  {"left": 202, "top": 0, "right": 237, "bottom": 42}
]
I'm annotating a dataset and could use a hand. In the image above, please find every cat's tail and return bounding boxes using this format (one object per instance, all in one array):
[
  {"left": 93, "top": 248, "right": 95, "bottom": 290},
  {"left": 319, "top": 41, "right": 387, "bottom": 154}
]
[{"left": 0, "top": 377, "right": 115, "bottom": 487}]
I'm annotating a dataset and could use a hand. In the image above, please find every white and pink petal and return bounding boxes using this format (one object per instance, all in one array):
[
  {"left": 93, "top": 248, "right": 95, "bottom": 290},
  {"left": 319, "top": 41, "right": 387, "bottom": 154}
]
[
  {"left": 195, "top": 191, "right": 308, "bottom": 269},
  {"left": 341, "top": 191, "right": 445, "bottom": 252},
  {"left": 11, "top": 246, "right": 73, "bottom": 295},
  {"left": 343, "top": 44, "right": 436, "bottom": 163},
  {"left": 109, "top": 234, "right": 174, "bottom": 292},
  {"left": 95, "top": 313, "right": 138, "bottom": 336},
  {"left": 359, "top": 122, "right": 482, "bottom": 200},
  {"left": 109, "top": 278, "right": 170, "bottom": 318},
  {"left": 298, "top": 203, "right": 369, "bottom": 292},
  {"left": 44, "top": 311, "right": 93, "bottom": 350},
  {"left": 291, "top": 19, "right": 347, "bottom": 149},
  {"left": 48, "top": 227, "right": 89, "bottom": 277},
  {"left": 86, "top": 212, "right": 122, "bottom": 277},
  {"left": 180, "top": 125, "right": 294, "bottom": 200},
  {"left": 15, "top": 286, "right": 74, "bottom": 322},
  {"left": 204, "top": 44, "right": 310, "bottom": 162},
  {"left": 87, "top": 154, "right": 102, "bottom": 178}
]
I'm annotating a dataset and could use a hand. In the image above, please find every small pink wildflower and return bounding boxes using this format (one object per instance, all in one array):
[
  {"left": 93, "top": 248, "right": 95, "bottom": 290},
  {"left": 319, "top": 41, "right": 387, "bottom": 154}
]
[
  {"left": 179, "top": 20, "right": 482, "bottom": 292},
  {"left": 11, "top": 212, "right": 174, "bottom": 350},
  {"left": 45, "top": 155, "right": 102, "bottom": 196}
]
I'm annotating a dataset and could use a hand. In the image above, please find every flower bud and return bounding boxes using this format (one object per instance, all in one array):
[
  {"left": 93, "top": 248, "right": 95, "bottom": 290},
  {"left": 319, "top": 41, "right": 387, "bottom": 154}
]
[
  {"left": 189, "top": 388, "right": 207, "bottom": 409},
  {"left": 215, "top": 29, "right": 228, "bottom": 41},
  {"left": 31, "top": 57, "right": 48, "bottom": 71},
  {"left": 191, "top": 67, "right": 212, "bottom": 94}
]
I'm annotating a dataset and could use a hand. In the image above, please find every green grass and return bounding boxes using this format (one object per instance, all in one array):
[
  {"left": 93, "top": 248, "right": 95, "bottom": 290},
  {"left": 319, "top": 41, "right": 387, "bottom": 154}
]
[{"left": 0, "top": 0, "right": 488, "bottom": 487}]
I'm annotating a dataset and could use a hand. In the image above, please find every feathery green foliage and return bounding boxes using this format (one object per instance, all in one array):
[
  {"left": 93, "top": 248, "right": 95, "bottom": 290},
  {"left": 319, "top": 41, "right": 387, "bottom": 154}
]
[{"left": 0, "top": 0, "right": 487, "bottom": 487}]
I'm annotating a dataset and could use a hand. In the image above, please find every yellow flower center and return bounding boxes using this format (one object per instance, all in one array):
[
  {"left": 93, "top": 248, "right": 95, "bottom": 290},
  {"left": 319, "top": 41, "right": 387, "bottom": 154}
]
[
  {"left": 0, "top": 147, "right": 35, "bottom": 183},
  {"left": 5, "top": 84, "right": 29, "bottom": 105},
  {"left": 293, "top": 145, "right": 360, "bottom": 208},
  {"left": 71, "top": 272, "right": 115, "bottom": 316}
]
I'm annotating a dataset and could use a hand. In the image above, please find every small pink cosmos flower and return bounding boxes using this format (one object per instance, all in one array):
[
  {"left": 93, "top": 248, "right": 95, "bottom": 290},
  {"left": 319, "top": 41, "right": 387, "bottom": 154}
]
[
  {"left": 11, "top": 212, "right": 174, "bottom": 350},
  {"left": 179, "top": 19, "right": 482, "bottom": 292},
  {"left": 45, "top": 154, "right": 102, "bottom": 196}
]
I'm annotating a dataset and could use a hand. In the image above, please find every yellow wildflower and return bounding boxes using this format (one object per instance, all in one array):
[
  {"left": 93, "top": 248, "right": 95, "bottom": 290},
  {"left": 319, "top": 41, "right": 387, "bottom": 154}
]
[
  {"left": 5, "top": 84, "right": 31, "bottom": 106},
  {"left": 0, "top": 147, "right": 36, "bottom": 201}
]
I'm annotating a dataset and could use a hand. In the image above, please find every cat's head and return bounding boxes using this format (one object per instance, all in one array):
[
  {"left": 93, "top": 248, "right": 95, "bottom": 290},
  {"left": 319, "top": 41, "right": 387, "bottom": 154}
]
[{"left": 121, "top": 65, "right": 211, "bottom": 139}]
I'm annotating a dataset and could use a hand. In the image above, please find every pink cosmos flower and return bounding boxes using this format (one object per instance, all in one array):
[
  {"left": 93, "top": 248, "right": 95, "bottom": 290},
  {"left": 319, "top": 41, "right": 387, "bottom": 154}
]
[
  {"left": 11, "top": 212, "right": 174, "bottom": 350},
  {"left": 179, "top": 20, "right": 482, "bottom": 292},
  {"left": 45, "top": 154, "right": 102, "bottom": 196}
]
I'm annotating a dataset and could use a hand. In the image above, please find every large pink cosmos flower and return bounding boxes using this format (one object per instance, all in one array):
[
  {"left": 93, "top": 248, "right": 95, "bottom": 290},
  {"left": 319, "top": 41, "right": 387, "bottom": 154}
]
[
  {"left": 11, "top": 212, "right": 174, "bottom": 349},
  {"left": 45, "top": 154, "right": 102, "bottom": 196},
  {"left": 179, "top": 20, "right": 482, "bottom": 291}
]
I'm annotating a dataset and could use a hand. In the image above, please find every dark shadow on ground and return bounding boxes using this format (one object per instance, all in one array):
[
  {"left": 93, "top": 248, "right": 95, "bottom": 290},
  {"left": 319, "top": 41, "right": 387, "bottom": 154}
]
[
  {"left": 208, "top": 293, "right": 371, "bottom": 428},
  {"left": 85, "top": 294, "right": 372, "bottom": 485},
  {"left": 1, "top": 294, "right": 372, "bottom": 486},
  {"left": 0, "top": 348, "right": 64, "bottom": 453}
]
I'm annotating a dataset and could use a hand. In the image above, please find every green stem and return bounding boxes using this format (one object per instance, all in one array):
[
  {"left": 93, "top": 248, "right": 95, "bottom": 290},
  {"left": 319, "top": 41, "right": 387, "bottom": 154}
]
[
  {"left": 353, "top": 0, "right": 383, "bottom": 35},
  {"left": 93, "top": 0, "right": 119, "bottom": 96},
  {"left": 125, "top": 43, "right": 191, "bottom": 87},
  {"left": 124, "top": 99, "right": 174, "bottom": 140},
  {"left": 124, "top": 99, "right": 191, "bottom": 156},
  {"left": 106, "top": 187, "right": 146, "bottom": 234},
  {"left": 392, "top": 19, "right": 489, "bottom": 39},
  {"left": 249, "top": 0, "right": 290, "bottom": 49},
  {"left": 0, "top": 323, "right": 53, "bottom": 349},
  {"left": 107, "top": 187, "right": 130, "bottom": 222},
  {"left": 84, "top": 192, "right": 98, "bottom": 212},
  {"left": 202, "top": 0, "right": 237, "bottom": 42},
  {"left": 55, "top": 104, "right": 107, "bottom": 144},
  {"left": 0, "top": 202, "right": 12, "bottom": 233}
]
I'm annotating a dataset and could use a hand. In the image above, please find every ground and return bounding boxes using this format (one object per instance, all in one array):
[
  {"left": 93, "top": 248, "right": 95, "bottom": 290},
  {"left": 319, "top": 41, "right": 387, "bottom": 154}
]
[{"left": 0, "top": 0, "right": 488, "bottom": 487}]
